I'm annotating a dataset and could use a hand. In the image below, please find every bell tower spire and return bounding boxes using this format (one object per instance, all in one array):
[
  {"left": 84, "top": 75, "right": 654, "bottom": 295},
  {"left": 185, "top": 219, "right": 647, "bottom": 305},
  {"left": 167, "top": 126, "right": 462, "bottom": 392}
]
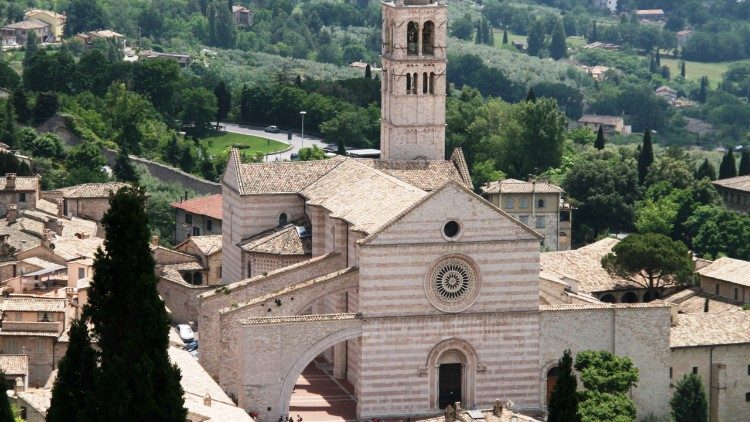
[{"left": 380, "top": 0, "right": 447, "bottom": 161}]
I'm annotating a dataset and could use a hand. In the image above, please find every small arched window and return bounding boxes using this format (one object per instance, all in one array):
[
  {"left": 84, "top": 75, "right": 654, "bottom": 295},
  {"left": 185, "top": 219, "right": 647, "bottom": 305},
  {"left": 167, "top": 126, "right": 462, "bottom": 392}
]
[
  {"left": 412, "top": 73, "right": 418, "bottom": 94},
  {"left": 520, "top": 198, "right": 529, "bottom": 209},
  {"left": 406, "top": 73, "right": 411, "bottom": 94},
  {"left": 422, "top": 21, "right": 434, "bottom": 55},
  {"left": 384, "top": 20, "right": 392, "bottom": 54},
  {"left": 407, "top": 22, "right": 419, "bottom": 55},
  {"left": 600, "top": 294, "right": 616, "bottom": 303},
  {"left": 537, "top": 199, "right": 546, "bottom": 208},
  {"left": 505, "top": 198, "right": 514, "bottom": 209},
  {"left": 423, "top": 72, "right": 428, "bottom": 94},
  {"left": 429, "top": 72, "right": 435, "bottom": 94},
  {"left": 278, "top": 212, "right": 288, "bottom": 226}
]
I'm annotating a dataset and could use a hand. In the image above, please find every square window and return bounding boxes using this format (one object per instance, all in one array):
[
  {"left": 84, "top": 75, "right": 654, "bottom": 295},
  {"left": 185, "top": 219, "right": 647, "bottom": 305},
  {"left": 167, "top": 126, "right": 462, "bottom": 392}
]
[
  {"left": 693, "top": 367, "right": 698, "bottom": 374},
  {"left": 206, "top": 219, "right": 213, "bottom": 231},
  {"left": 669, "top": 367, "right": 673, "bottom": 379},
  {"left": 715, "top": 284, "right": 720, "bottom": 295},
  {"left": 536, "top": 216, "right": 545, "bottom": 229},
  {"left": 185, "top": 213, "right": 192, "bottom": 224},
  {"left": 18, "top": 193, "right": 26, "bottom": 203},
  {"left": 746, "top": 392, "right": 750, "bottom": 402},
  {"left": 747, "top": 364, "right": 750, "bottom": 375},
  {"left": 735, "top": 288, "right": 739, "bottom": 300},
  {"left": 505, "top": 198, "right": 514, "bottom": 209},
  {"left": 520, "top": 216, "right": 529, "bottom": 225}
]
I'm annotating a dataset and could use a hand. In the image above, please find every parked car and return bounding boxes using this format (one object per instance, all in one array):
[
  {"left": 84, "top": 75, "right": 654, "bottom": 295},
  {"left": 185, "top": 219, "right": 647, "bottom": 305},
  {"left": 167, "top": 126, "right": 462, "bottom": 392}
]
[
  {"left": 323, "top": 144, "right": 338, "bottom": 153},
  {"left": 176, "top": 324, "right": 195, "bottom": 343},
  {"left": 184, "top": 340, "right": 198, "bottom": 352},
  {"left": 290, "top": 153, "right": 300, "bottom": 160},
  {"left": 264, "top": 125, "right": 280, "bottom": 133}
]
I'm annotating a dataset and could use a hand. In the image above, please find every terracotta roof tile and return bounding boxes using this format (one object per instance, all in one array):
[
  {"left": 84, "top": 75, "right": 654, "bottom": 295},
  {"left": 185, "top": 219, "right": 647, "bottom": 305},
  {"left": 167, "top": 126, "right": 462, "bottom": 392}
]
[
  {"left": 482, "top": 178, "right": 564, "bottom": 194},
  {"left": 0, "top": 354, "right": 27, "bottom": 375},
  {"left": 17, "top": 389, "right": 51, "bottom": 414},
  {"left": 671, "top": 311, "right": 750, "bottom": 348},
  {"left": 355, "top": 158, "right": 467, "bottom": 191},
  {"left": 663, "top": 288, "right": 744, "bottom": 314},
  {"left": 712, "top": 175, "right": 750, "bottom": 193},
  {"left": 171, "top": 194, "right": 222, "bottom": 220},
  {"left": 540, "top": 237, "right": 643, "bottom": 293},
  {"left": 578, "top": 115, "right": 624, "bottom": 125},
  {"left": 697, "top": 257, "right": 750, "bottom": 287},
  {"left": 61, "top": 182, "right": 129, "bottom": 198},
  {"left": 240, "top": 312, "right": 359, "bottom": 325},
  {"left": 236, "top": 159, "right": 344, "bottom": 195},
  {"left": 180, "top": 235, "right": 222, "bottom": 256},
  {"left": 50, "top": 236, "right": 104, "bottom": 261},
  {"left": 1, "top": 296, "right": 66, "bottom": 312},
  {"left": 240, "top": 224, "right": 311, "bottom": 256}
]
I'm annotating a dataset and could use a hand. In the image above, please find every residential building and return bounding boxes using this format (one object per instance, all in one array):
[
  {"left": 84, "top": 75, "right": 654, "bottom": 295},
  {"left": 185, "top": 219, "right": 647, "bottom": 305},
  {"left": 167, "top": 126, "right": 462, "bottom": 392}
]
[
  {"left": 12, "top": 388, "right": 51, "bottom": 422},
  {"left": 74, "top": 29, "right": 124, "bottom": 47},
  {"left": 696, "top": 257, "right": 750, "bottom": 303},
  {"left": 712, "top": 175, "right": 750, "bottom": 214},
  {"left": 0, "top": 174, "right": 40, "bottom": 217},
  {"left": 481, "top": 178, "right": 572, "bottom": 251},
  {"left": 171, "top": 194, "right": 222, "bottom": 244},
  {"left": 0, "top": 296, "right": 70, "bottom": 386},
  {"left": 635, "top": 9, "right": 666, "bottom": 21},
  {"left": 0, "top": 354, "right": 28, "bottom": 388},
  {"left": 175, "top": 235, "right": 222, "bottom": 286},
  {"left": 23, "top": 10, "right": 66, "bottom": 42},
  {"left": 655, "top": 85, "right": 678, "bottom": 103},
  {"left": 593, "top": 0, "right": 617, "bottom": 12},
  {"left": 138, "top": 50, "right": 191, "bottom": 66},
  {"left": 0, "top": 20, "right": 51, "bottom": 46},
  {"left": 232, "top": 5, "right": 253, "bottom": 26},
  {"left": 578, "top": 114, "right": 632, "bottom": 135},
  {"left": 53, "top": 182, "right": 129, "bottom": 223}
]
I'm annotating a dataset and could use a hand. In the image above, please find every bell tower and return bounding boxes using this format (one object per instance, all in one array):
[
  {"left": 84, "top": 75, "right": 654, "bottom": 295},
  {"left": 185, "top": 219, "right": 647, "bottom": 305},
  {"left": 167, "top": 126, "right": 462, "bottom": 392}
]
[{"left": 380, "top": 0, "right": 447, "bottom": 161}]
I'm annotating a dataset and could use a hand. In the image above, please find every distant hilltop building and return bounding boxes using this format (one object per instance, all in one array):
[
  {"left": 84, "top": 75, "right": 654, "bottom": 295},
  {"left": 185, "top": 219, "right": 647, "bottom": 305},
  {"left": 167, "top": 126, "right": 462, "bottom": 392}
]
[
  {"left": 635, "top": 9, "right": 666, "bottom": 22},
  {"left": 231, "top": 5, "right": 253, "bottom": 26},
  {"left": 577, "top": 114, "right": 632, "bottom": 135},
  {"left": 712, "top": 175, "right": 750, "bottom": 214}
]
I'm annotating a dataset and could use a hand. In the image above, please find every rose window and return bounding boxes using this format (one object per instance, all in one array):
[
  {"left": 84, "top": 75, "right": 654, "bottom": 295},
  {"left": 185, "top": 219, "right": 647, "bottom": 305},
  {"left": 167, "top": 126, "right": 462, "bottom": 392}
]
[{"left": 430, "top": 258, "right": 477, "bottom": 304}]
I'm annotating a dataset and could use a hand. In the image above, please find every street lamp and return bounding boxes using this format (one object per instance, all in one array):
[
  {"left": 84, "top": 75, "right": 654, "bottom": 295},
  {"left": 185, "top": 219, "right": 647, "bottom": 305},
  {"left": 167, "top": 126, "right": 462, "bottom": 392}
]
[{"left": 300, "top": 111, "right": 307, "bottom": 149}]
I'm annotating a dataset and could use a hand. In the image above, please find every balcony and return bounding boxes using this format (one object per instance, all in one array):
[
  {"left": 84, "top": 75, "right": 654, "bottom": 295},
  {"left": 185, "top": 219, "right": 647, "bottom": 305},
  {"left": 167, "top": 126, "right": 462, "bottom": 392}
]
[{"left": 1, "top": 321, "right": 63, "bottom": 335}]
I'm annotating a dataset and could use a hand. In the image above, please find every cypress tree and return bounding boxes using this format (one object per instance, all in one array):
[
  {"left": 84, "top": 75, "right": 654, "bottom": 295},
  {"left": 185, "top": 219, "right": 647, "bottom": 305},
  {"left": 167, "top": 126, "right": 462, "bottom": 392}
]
[
  {"left": 84, "top": 186, "right": 186, "bottom": 420},
  {"left": 695, "top": 158, "right": 717, "bottom": 181},
  {"left": 698, "top": 76, "right": 708, "bottom": 104},
  {"left": 739, "top": 150, "right": 750, "bottom": 176},
  {"left": 680, "top": 60, "right": 686, "bottom": 78},
  {"left": 239, "top": 84, "right": 251, "bottom": 123},
  {"left": 294, "top": 74, "right": 302, "bottom": 86},
  {"left": 214, "top": 81, "right": 231, "bottom": 129},
  {"left": 22, "top": 30, "right": 38, "bottom": 70},
  {"left": 365, "top": 64, "right": 372, "bottom": 79},
  {"left": 548, "top": 349, "right": 580, "bottom": 422},
  {"left": 48, "top": 319, "right": 97, "bottom": 422},
  {"left": 11, "top": 89, "right": 31, "bottom": 124},
  {"left": 502, "top": 29, "right": 508, "bottom": 44},
  {"left": 719, "top": 149, "right": 737, "bottom": 179},
  {"left": 2, "top": 98, "right": 15, "bottom": 148},
  {"left": 703, "top": 297, "right": 709, "bottom": 313},
  {"left": 670, "top": 373, "right": 708, "bottom": 422},
  {"left": 549, "top": 19, "right": 568, "bottom": 60},
  {"left": 638, "top": 129, "right": 654, "bottom": 184},
  {"left": 527, "top": 19, "right": 545, "bottom": 57},
  {"left": 0, "top": 369, "right": 15, "bottom": 421},
  {"left": 337, "top": 139, "right": 347, "bottom": 156},
  {"left": 526, "top": 87, "right": 537, "bottom": 102},
  {"left": 165, "top": 135, "right": 180, "bottom": 166},
  {"left": 655, "top": 49, "right": 661, "bottom": 66},
  {"left": 589, "top": 21, "right": 598, "bottom": 43},
  {"left": 475, "top": 21, "right": 482, "bottom": 45},
  {"left": 228, "top": 0, "right": 234, "bottom": 10},
  {"left": 113, "top": 146, "right": 138, "bottom": 183},
  {"left": 594, "top": 125, "right": 605, "bottom": 150}
]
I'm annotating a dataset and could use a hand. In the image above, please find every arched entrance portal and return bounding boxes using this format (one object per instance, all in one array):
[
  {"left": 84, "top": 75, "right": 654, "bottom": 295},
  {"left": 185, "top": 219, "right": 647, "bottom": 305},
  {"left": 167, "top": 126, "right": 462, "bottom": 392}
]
[
  {"left": 438, "top": 349, "right": 465, "bottom": 409},
  {"left": 546, "top": 367, "right": 559, "bottom": 404}
]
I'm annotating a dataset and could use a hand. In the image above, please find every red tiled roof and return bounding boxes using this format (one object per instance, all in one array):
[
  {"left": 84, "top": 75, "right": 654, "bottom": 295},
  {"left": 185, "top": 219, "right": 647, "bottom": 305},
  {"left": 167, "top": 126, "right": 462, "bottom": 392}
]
[{"left": 171, "top": 194, "right": 222, "bottom": 220}]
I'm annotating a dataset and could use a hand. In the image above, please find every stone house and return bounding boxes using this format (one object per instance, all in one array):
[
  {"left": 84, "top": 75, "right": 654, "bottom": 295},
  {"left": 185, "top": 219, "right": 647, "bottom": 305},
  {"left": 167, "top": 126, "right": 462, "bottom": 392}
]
[
  {"left": 0, "top": 174, "right": 39, "bottom": 217},
  {"left": 175, "top": 235, "right": 222, "bottom": 285},
  {"left": 0, "top": 354, "right": 28, "bottom": 388},
  {"left": 577, "top": 114, "right": 632, "bottom": 135},
  {"left": 56, "top": 182, "right": 129, "bottom": 223},
  {"left": 655, "top": 85, "right": 678, "bottom": 104},
  {"left": 0, "top": 296, "right": 69, "bottom": 386},
  {"left": 481, "top": 178, "right": 572, "bottom": 251},
  {"left": 13, "top": 389, "right": 51, "bottom": 422},
  {"left": 154, "top": 244, "right": 209, "bottom": 325},
  {"left": 0, "top": 20, "right": 51, "bottom": 46},
  {"left": 635, "top": 9, "right": 666, "bottom": 21},
  {"left": 23, "top": 10, "right": 66, "bottom": 42},
  {"left": 73, "top": 29, "right": 124, "bottom": 47},
  {"left": 712, "top": 175, "right": 750, "bottom": 214},
  {"left": 171, "top": 194, "right": 222, "bottom": 244},
  {"left": 232, "top": 5, "right": 253, "bottom": 26},
  {"left": 696, "top": 257, "right": 750, "bottom": 303}
]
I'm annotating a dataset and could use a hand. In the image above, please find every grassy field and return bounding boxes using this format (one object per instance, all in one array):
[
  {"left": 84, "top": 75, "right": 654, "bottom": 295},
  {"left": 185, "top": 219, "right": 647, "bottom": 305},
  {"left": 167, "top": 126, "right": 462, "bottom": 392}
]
[
  {"left": 201, "top": 131, "right": 287, "bottom": 156},
  {"left": 660, "top": 57, "right": 747, "bottom": 87},
  {"left": 492, "top": 29, "right": 587, "bottom": 49}
]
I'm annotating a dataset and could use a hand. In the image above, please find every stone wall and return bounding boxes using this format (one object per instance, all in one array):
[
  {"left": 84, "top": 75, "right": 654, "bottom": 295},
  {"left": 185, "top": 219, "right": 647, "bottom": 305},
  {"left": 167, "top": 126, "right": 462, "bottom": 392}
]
[
  {"left": 539, "top": 304, "right": 673, "bottom": 420},
  {"left": 157, "top": 278, "right": 211, "bottom": 325},
  {"left": 699, "top": 276, "right": 748, "bottom": 303},
  {"left": 671, "top": 343, "right": 750, "bottom": 422}
]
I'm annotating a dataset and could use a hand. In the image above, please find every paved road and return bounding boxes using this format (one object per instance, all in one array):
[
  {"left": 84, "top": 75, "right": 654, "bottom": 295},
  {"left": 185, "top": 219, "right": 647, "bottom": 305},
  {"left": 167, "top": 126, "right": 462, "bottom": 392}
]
[{"left": 218, "top": 123, "right": 328, "bottom": 161}]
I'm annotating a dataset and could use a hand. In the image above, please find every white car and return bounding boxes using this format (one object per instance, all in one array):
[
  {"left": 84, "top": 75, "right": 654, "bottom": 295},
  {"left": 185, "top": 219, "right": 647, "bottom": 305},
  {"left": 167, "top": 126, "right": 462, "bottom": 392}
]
[{"left": 176, "top": 324, "right": 195, "bottom": 343}]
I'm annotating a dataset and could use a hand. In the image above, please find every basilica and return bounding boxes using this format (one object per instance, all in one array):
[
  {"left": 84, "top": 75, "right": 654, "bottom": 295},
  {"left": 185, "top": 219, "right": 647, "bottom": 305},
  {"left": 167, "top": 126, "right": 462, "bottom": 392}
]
[{"left": 196, "top": 2, "right": 747, "bottom": 422}]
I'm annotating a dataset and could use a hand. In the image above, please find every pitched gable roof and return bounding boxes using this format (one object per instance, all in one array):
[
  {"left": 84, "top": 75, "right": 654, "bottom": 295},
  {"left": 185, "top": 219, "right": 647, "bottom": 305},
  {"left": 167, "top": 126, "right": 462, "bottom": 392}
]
[{"left": 171, "top": 194, "right": 222, "bottom": 220}]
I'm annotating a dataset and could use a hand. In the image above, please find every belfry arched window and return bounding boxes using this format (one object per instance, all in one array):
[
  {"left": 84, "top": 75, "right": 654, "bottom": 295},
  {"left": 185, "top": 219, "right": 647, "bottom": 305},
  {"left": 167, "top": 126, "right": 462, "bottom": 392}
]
[
  {"left": 422, "top": 21, "right": 434, "bottom": 55},
  {"left": 430, "top": 72, "right": 435, "bottom": 94},
  {"left": 412, "top": 73, "right": 418, "bottom": 94},
  {"left": 384, "top": 20, "right": 392, "bottom": 54},
  {"left": 406, "top": 73, "right": 411, "bottom": 94},
  {"left": 407, "top": 22, "right": 419, "bottom": 55},
  {"left": 423, "top": 72, "right": 428, "bottom": 94}
]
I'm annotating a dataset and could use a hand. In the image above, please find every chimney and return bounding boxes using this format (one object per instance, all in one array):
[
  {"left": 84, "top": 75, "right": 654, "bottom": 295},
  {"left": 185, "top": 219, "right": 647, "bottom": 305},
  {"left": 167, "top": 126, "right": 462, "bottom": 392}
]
[
  {"left": 42, "top": 229, "right": 54, "bottom": 247},
  {"left": 5, "top": 173, "right": 15, "bottom": 191},
  {"left": 14, "top": 377, "right": 23, "bottom": 394},
  {"left": 203, "top": 392, "right": 212, "bottom": 407},
  {"left": 6, "top": 204, "right": 17, "bottom": 224},
  {"left": 56, "top": 199, "right": 64, "bottom": 218},
  {"left": 151, "top": 235, "right": 159, "bottom": 246}
]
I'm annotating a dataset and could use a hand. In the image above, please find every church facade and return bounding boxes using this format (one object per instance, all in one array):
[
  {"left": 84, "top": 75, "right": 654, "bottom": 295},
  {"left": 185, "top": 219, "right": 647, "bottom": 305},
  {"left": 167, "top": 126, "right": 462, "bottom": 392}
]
[{"left": 198, "top": 1, "right": 675, "bottom": 421}]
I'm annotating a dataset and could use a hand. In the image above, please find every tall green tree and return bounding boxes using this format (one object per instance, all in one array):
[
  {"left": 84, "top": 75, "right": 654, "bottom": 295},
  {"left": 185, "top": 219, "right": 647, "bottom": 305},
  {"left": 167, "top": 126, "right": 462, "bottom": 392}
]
[
  {"left": 33, "top": 92, "right": 59, "bottom": 121},
  {"left": 502, "top": 29, "right": 508, "bottom": 45},
  {"left": 214, "top": 2, "right": 236, "bottom": 48},
  {"left": 22, "top": 30, "right": 38, "bottom": 70},
  {"left": 548, "top": 350, "right": 580, "bottom": 422},
  {"left": 670, "top": 373, "right": 708, "bottom": 422},
  {"left": 739, "top": 150, "right": 750, "bottom": 176},
  {"left": 638, "top": 129, "right": 654, "bottom": 184},
  {"left": 64, "top": 0, "right": 109, "bottom": 37},
  {"left": 575, "top": 351, "right": 639, "bottom": 422},
  {"left": 365, "top": 64, "right": 372, "bottom": 79},
  {"left": 84, "top": 186, "right": 186, "bottom": 420},
  {"left": 589, "top": 21, "right": 598, "bottom": 43},
  {"left": 11, "top": 90, "right": 30, "bottom": 124},
  {"left": 213, "top": 81, "right": 231, "bottom": 129},
  {"left": 695, "top": 158, "right": 717, "bottom": 181},
  {"left": 48, "top": 319, "right": 97, "bottom": 422},
  {"left": 66, "top": 142, "right": 109, "bottom": 185},
  {"left": 594, "top": 126, "right": 605, "bottom": 150},
  {"left": 698, "top": 76, "right": 708, "bottom": 104},
  {"left": 549, "top": 19, "right": 568, "bottom": 60},
  {"left": 2, "top": 98, "right": 15, "bottom": 148},
  {"left": 602, "top": 232, "right": 694, "bottom": 300},
  {"left": 239, "top": 84, "right": 251, "bottom": 123},
  {"left": 719, "top": 149, "right": 737, "bottom": 179},
  {"left": 0, "top": 369, "right": 16, "bottom": 421},
  {"left": 180, "top": 87, "right": 218, "bottom": 138},
  {"left": 526, "top": 87, "right": 536, "bottom": 102},
  {"left": 527, "top": 19, "right": 545, "bottom": 58},
  {"left": 680, "top": 60, "right": 686, "bottom": 78},
  {"left": 113, "top": 147, "right": 138, "bottom": 183}
]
